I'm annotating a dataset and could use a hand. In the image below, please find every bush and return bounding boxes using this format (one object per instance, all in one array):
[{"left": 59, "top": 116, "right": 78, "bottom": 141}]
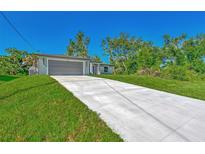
[
  {"left": 160, "top": 65, "right": 199, "bottom": 81},
  {"left": 137, "top": 67, "right": 161, "bottom": 77},
  {"left": 114, "top": 67, "right": 125, "bottom": 74},
  {"left": 0, "top": 48, "right": 33, "bottom": 75}
]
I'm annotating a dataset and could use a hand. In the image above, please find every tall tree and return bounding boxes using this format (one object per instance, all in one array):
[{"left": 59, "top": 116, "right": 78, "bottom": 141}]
[
  {"left": 102, "top": 33, "right": 137, "bottom": 74},
  {"left": 102, "top": 37, "right": 112, "bottom": 63},
  {"left": 66, "top": 32, "right": 90, "bottom": 57},
  {"left": 137, "top": 44, "right": 161, "bottom": 70},
  {"left": 67, "top": 40, "right": 76, "bottom": 56},
  {"left": 102, "top": 33, "right": 160, "bottom": 74},
  {"left": 91, "top": 55, "right": 101, "bottom": 63},
  {"left": 162, "top": 34, "right": 187, "bottom": 65},
  {"left": 182, "top": 35, "right": 205, "bottom": 73}
]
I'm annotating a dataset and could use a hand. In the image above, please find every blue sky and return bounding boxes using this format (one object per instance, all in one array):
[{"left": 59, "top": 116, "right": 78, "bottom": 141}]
[{"left": 1, "top": 11, "right": 205, "bottom": 63}]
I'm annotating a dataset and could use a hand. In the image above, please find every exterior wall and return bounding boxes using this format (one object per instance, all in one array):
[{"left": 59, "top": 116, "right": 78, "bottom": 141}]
[
  {"left": 85, "top": 61, "right": 90, "bottom": 74},
  {"left": 89, "top": 62, "right": 113, "bottom": 75},
  {"left": 37, "top": 57, "right": 47, "bottom": 74},
  {"left": 97, "top": 64, "right": 100, "bottom": 75},
  {"left": 99, "top": 65, "right": 113, "bottom": 74},
  {"left": 89, "top": 63, "right": 93, "bottom": 74},
  {"left": 89, "top": 63, "right": 100, "bottom": 75}
]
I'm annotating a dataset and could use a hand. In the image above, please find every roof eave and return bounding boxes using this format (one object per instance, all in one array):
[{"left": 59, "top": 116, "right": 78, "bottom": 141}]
[{"left": 34, "top": 53, "right": 91, "bottom": 60}]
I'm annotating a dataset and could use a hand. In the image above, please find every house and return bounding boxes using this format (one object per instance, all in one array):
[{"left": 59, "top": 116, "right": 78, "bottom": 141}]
[{"left": 29, "top": 54, "right": 113, "bottom": 75}]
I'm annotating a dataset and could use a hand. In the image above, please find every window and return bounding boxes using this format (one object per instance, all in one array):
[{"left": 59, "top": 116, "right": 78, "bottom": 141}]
[{"left": 104, "top": 66, "right": 108, "bottom": 73}]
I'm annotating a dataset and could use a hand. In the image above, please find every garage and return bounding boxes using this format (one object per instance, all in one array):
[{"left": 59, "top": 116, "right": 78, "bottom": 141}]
[{"left": 48, "top": 60, "right": 83, "bottom": 75}]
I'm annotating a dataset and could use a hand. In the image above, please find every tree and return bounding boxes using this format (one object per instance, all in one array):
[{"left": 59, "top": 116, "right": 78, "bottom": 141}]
[
  {"left": 102, "top": 37, "right": 114, "bottom": 64},
  {"left": 102, "top": 32, "right": 205, "bottom": 80},
  {"left": 137, "top": 45, "right": 161, "bottom": 70},
  {"left": 102, "top": 33, "right": 139, "bottom": 74},
  {"left": 23, "top": 54, "right": 38, "bottom": 67},
  {"left": 91, "top": 55, "right": 101, "bottom": 63},
  {"left": 66, "top": 32, "right": 90, "bottom": 58},
  {"left": 182, "top": 35, "right": 205, "bottom": 73},
  {"left": 102, "top": 33, "right": 161, "bottom": 74},
  {"left": 0, "top": 48, "right": 32, "bottom": 75},
  {"left": 67, "top": 40, "right": 76, "bottom": 56},
  {"left": 162, "top": 34, "right": 187, "bottom": 66}
]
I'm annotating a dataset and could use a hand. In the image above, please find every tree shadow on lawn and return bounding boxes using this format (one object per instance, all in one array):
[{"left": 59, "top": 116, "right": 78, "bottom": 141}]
[
  {"left": 0, "top": 75, "right": 19, "bottom": 82},
  {"left": 0, "top": 82, "right": 55, "bottom": 100}
]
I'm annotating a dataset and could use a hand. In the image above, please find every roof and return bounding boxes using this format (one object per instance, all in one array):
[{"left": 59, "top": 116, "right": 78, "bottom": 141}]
[
  {"left": 34, "top": 53, "right": 113, "bottom": 66},
  {"left": 91, "top": 62, "right": 114, "bottom": 66},
  {"left": 34, "top": 53, "right": 91, "bottom": 60},
  {"left": 100, "top": 63, "right": 114, "bottom": 66}
]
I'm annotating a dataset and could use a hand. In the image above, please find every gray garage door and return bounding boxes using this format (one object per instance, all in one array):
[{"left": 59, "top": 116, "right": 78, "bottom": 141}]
[{"left": 48, "top": 60, "right": 83, "bottom": 75}]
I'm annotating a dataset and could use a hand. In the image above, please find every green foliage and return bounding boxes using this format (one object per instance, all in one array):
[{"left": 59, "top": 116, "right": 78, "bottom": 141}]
[
  {"left": 91, "top": 55, "right": 101, "bottom": 63},
  {"left": 66, "top": 32, "right": 90, "bottom": 58},
  {"left": 0, "top": 75, "right": 19, "bottom": 84},
  {"left": 102, "top": 33, "right": 158, "bottom": 74},
  {"left": 0, "top": 48, "right": 32, "bottom": 75},
  {"left": 137, "top": 67, "right": 161, "bottom": 77},
  {"left": 160, "top": 65, "right": 199, "bottom": 81},
  {"left": 0, "top": 75, "right": 122, "bottom": 141},
  {"left": 137, "top": 45, "right": 161, "bottom": 70},
  {"left": 102, "top": 33, "right": 205, "bottom": 81},
  {"left": 125, "top": 57, "right": 138, "bottom": 74},
  {"left": 182, "top": 36, "right": 205, "bottom": 74}
]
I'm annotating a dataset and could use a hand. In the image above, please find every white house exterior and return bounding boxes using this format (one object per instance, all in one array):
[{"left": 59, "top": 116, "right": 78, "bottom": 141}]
[
  {"left": 31, "top": 54, "right": 113, "bottom": 75},
  {"left": 90, "top": 62, "right": 113, "bottom": 75}
]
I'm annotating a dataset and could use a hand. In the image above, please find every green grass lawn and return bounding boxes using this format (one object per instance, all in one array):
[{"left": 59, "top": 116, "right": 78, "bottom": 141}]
[
  {"left": 97, "top": 74, "right": 205, "bottom": 101},
  {"left": 0, "top": 75, "right": 122, "bottom": 142},
  {"left": 0, "top": 75, "right": 19, "bottom": 84}
]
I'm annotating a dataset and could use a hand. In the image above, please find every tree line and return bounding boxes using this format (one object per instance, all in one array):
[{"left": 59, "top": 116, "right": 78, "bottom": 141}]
[{"left": 101, "top": 33, "right": 205, "bottom": 80}]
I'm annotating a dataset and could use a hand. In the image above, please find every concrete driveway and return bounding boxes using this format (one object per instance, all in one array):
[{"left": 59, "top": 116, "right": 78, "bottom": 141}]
[{"left": 52, "top": 75, "right": 205, "bottom": 142}]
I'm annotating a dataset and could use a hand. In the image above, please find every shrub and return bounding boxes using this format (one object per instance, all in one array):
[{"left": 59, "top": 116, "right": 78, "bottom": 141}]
[
  {"left": 114, "top": 67, "right": 125, "bottom": 74},
  {"left": 137, "top": 67, "right": 161, "bottom": 77},
  {"left": 0, "top": 48, "right": 33, "bottom": 75},
  {"left": 160, "top": 65, "right": 199, "bottom": 81}
]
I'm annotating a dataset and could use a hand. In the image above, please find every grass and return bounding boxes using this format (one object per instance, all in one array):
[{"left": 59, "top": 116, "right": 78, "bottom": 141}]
[
  {"left": 97, "top": 74, "right": 205, "bottom": 101},
  {"left": 0, "top": 75, "right": 122, "bottom": 142},
  {"left": 0, "top": 75, "right": 19, "bottom": 84}
]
